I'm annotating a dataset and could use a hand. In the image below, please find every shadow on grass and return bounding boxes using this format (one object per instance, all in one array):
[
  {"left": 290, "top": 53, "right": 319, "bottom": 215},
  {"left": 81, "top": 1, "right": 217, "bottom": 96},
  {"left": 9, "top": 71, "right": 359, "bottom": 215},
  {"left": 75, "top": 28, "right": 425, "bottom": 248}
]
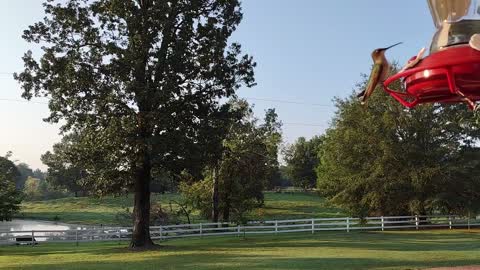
[
  {"left": 2, "top": 231, "right": 480, "bottom": 270},
  {"left": 198, "top": 231, "right": 480, "bottom": 252},
  {"left": 3, "top": 254, "right": 480, "bottom": 270}
]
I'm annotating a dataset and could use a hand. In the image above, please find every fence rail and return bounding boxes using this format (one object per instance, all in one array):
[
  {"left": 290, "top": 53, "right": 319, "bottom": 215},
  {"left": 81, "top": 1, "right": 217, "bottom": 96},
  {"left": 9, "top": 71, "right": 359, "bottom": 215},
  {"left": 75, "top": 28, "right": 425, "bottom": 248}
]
[{"left": 1, "top": 215, "right": 479, "bottom": 246}]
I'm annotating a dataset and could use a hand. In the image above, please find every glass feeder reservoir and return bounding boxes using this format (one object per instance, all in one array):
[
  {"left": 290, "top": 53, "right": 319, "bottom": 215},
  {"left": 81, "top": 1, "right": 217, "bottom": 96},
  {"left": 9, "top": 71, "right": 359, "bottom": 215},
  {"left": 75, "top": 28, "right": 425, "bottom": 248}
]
[
  {"left": 429, "top": 0, "right": 480, "bottom": 53},
  {"left": 383, "top": 0, "right": 480, "bottom": 110}
]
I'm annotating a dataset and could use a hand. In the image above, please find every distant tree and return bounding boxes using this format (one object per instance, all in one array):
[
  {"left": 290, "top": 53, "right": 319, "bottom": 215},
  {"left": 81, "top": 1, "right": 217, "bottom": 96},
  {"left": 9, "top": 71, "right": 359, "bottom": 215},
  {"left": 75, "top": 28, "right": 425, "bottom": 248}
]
[
  {"left": 16, "top": 0, "right": 255, "bottom": 248},
  {"left": 284, "top": 136, "right": 323, "bottom": 189},
  {"left": 150, "top": 168, "right": 176, "bottom": 194},
  {"left": 23, "top": 177, "right": 42, "bottom": 200},
  {"left": 0, "top": 156, "right": 22, "bottom": 221},
  {"left": 261, "top": 109, "right": 283, "bottom": 190},
  {"left": 41, "top": 135, "right": 87, "bottom": 197},
  {"left": 23, "top": 176, "right": 65, "bottom": 201},
  {"left": 268, "top": 166, "right": 292, "bottom": 189},
  {"left": 317, "top": 69, "right": 480, "bottom": 217},
  {"left": 15, "top": 163, "right": 34, "bottom": 190},
  {"left": 33, "top": 169, "right": 46, "bottom": 181}
]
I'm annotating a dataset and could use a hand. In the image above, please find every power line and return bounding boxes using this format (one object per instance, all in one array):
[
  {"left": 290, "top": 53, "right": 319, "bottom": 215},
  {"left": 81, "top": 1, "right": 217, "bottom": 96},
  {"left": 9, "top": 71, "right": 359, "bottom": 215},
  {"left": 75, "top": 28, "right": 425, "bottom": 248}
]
[
  {"left": 0, "top": 96, "right": 334, "bottom": 108},
  {"left": 0, "top": 98, "right": 327, "bottom": 127},
  {"left": 0, "top": 70, "right": 335, "bottom": 107},
  {"left": 244, "top": 97, "right": 333, "bottom": 108},
  {"left": 282, "top": 122, "right": 327, "bottom": 127},
  {"left": 0, "top": 98, "right": 48, "bottom": 105},
  {"left": 0, "top": 73, "right": 335, "bottom": 107}
]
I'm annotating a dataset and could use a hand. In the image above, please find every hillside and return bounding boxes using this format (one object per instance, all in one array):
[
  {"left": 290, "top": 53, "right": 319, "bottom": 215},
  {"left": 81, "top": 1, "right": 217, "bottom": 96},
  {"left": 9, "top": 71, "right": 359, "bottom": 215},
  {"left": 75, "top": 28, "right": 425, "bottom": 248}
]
[{"left": 17, "top": 192, "right": 344, "bottom": 225}]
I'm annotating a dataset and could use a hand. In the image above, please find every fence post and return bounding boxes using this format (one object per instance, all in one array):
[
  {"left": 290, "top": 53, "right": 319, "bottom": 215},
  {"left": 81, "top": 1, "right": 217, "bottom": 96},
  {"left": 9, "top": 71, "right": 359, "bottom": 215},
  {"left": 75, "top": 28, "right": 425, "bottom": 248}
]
[
  {"left": 237, "top": 225, "right": 241, "bottom": 237},
  {"left": 346, "top": 217, "right": 350, "bottom": 232},
  {"left": 159, "top": 226, "right": 163, "bottom": 241},
  {"left": 415, "top": 215, "right": 419, "bottom": 230},
  {"left": 200, "top": 223, "right": 203, "bottom": 238},
  {"left": 76, "top": 230, "right": 79, "bottom": 246},
  {"left": 381, "top": 216, "right": 384, "bottom": 231},
  {"left": 468, "top": 215, "right": 471, "bottom": 230},
  {"left": 275, "top": 220, "right": 278, "bottom": 235},
  {"left": 448, "top": 216, "right": 452, "bottom": 230},
  {"left": 311, "top": 219, "right": 315, "bottom": 234},
  {"left": 31, "top": 231, "right": 35, "bottom": 247}
]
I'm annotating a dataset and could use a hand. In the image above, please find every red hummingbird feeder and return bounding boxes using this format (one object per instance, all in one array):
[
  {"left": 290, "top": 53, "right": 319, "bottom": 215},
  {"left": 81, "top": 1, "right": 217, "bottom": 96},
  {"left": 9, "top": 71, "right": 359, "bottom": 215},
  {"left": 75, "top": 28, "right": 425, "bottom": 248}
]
[{"left": 384, "top": 0, "right": 480, "bottom": 109}]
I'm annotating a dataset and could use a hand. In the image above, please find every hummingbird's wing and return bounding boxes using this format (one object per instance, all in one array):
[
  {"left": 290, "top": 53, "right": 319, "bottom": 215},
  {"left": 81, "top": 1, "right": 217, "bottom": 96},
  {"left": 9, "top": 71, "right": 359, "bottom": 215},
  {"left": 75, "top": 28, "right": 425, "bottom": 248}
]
[{"left": 360, "top": 63, "right": 383, "bottom": 104}]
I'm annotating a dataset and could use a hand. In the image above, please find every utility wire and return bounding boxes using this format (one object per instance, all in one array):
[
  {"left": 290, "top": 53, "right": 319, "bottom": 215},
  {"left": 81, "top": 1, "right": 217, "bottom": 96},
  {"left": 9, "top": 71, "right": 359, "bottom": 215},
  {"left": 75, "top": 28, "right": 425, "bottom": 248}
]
[
  {"left": 0, "top": 71, "right": 335, "bottom": 107},
  {"left": 282, "top": 122, "right": 327, "bottom": 127},
  {"left": 0, "top": 98, "right": 327, "bottom": 128},
  {"left": 244, "top": 97, "right": 334, "bottom": 108},
  {"left": 0, "top": 95, "right": 334, "bottom": 108},
  {"left": 0, "top": 73, "right": 335, "bottom": 108},
  {"left": 0, "top": 98, "right": 48, "bottom": 105}
]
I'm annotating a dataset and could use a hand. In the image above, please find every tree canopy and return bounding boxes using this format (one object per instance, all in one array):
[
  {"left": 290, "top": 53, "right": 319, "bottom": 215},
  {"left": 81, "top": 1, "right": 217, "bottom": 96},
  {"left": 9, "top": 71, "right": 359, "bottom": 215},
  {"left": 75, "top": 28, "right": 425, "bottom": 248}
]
[
  {"left": 15, "top": 163, "right": 34, "bottom": 190},
  {"left": 181, "top": 101, "right": 282, "bottom": 223},
  {"left": 284, "top": 136, "right": 323, "bottom": 189},
  {"left": 16, "top": 0, "right": 255, "bottom": 248},
  {"left": 317, "top": 71, "right": 480, "bottom": 217},
  {"left": 41, "top": 134, "right": 87, "bottom": 197}
]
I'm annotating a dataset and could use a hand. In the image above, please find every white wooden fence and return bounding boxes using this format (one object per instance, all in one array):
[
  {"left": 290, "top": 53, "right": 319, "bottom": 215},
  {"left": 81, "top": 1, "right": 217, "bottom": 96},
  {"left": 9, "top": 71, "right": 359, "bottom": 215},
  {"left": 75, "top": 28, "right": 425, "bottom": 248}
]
[{"left": 1, "top": 215, "right": 478, "bottom": 246}]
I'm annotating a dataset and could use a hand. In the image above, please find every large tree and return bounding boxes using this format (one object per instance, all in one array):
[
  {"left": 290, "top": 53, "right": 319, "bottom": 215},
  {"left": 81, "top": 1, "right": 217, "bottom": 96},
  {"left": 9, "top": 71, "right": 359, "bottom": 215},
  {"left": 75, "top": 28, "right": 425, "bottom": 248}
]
[
  {"left": 16, "top": 0, "right": 255, "bottom": 248},
  {"left": 317, "top": 71, "right": 480, "bottom": 217},
  {"left": 181, "top": 104, "right": 281, "bottom": 223},
  {"left": 0, "top": 156, "right": 22, "bottom": 221}
]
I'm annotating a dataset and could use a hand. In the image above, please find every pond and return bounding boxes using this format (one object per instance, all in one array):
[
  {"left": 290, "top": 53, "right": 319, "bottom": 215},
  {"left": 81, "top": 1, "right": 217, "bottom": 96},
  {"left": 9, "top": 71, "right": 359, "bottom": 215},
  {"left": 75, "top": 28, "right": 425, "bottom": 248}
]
[
  {"left": 0, "top": 219, "right": 84, "bottom": 232},
  {"left": 0, "top": 219, "right": 92, "bottom": 243}
]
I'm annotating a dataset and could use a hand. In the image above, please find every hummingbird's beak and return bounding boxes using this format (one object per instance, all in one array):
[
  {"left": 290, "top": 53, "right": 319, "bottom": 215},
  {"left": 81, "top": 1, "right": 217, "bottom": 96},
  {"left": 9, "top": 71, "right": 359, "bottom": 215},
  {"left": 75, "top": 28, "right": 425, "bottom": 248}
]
[{"left": 381, "top": 42, "right": 403, "bottom": 51}]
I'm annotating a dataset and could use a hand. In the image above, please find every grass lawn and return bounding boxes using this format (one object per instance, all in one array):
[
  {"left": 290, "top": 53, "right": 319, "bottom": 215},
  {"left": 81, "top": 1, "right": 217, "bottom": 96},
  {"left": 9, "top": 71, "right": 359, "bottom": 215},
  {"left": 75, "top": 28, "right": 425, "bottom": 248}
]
[
  {"left": 17, "top": 192, "right": 344, "bottom": 225},
  {"left": 1, "top": 230, "right": 479, "bottom": 270}
]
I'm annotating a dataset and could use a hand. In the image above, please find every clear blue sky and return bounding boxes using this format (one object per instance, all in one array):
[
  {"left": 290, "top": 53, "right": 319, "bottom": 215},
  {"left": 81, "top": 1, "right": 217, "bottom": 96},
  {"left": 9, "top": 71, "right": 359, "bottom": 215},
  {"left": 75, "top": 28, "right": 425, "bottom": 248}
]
[{"left": 0, "top": 0, "right": 434, "bottom": 170}]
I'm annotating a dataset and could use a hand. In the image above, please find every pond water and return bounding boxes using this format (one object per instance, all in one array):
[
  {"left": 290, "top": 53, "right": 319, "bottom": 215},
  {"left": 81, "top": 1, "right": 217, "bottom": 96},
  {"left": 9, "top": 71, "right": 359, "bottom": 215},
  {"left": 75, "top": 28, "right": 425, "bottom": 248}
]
[
  {"left": 0, "top": 219, "right": 77, "bottom": 232},
  {"left": 0, "top": 220, "right": 93, "bottom": 243}
]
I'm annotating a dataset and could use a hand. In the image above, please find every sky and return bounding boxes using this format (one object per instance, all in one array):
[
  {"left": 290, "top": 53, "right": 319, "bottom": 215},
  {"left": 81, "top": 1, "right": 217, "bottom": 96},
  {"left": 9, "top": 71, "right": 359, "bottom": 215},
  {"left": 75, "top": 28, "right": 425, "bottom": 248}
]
[{"left": 0, "top": 0, "right": 435, "bottom": 170}]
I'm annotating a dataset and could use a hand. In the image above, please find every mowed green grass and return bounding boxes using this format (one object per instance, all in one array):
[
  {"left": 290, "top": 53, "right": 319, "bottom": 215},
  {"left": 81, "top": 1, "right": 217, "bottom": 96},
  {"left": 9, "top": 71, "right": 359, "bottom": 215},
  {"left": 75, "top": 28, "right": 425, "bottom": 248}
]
[
  {"left": 1, "top": 230, "right": 480, "bottom": 270},
  {"left": 251, "top": 192, "right": 344, "bottom": 220},
  {"left": 18, "top": 192, "right": 344, "bottom": 225}
]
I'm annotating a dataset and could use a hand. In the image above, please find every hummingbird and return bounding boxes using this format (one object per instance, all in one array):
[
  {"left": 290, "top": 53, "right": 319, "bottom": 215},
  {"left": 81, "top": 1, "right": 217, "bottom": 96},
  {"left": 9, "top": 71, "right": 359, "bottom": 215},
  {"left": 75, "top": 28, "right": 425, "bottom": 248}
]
[{"left": 357, "top": 42, "right": 402, "bottom": 104}]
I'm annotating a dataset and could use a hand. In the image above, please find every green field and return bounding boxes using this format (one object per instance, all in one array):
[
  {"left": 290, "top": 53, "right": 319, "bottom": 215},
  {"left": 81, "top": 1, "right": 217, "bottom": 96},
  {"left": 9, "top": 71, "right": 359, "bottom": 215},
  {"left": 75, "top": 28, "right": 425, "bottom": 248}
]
[
  {"left": 1, "top": 230, "right": 479, "bottom": 270},
  {"left": 17, "top": 192, "right": 344, "bottom": 225}
]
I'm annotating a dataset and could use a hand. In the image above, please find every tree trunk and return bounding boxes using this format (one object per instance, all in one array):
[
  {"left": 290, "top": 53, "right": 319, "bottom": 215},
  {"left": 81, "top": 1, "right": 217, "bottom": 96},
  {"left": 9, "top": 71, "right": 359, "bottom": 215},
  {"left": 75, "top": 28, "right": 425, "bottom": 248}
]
[
  {"left": 212, "top": 167, "right": 219, "bottom": 223},
  {"left": 222, "top": 198, "right": 230, "bottom": 222},
  {"left": 129, "top": 150, "right": 155, "bottom": 249},
  {"left": 418, "top": 201, "right": 428, "bottom": 226}
]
